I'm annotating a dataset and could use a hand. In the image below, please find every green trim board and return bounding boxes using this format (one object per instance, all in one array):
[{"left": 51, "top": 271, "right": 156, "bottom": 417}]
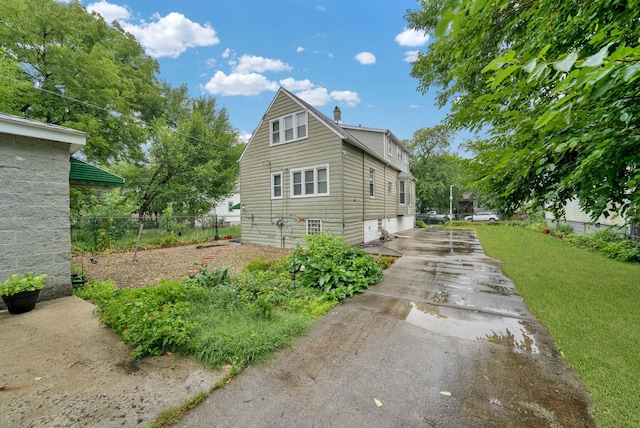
[{"left": 69, "top": 157, "right": 124, "bottom": 188}]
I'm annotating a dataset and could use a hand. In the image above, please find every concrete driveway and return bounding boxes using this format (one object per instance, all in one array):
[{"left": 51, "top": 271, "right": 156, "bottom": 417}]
[{"left": 179, "top": 227, "right": 594, "bottom": 427}]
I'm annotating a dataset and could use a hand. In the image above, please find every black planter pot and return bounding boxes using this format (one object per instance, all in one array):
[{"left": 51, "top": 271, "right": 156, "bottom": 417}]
[{"left": 2, "top": 289, "right": 41, "bottom": 314}]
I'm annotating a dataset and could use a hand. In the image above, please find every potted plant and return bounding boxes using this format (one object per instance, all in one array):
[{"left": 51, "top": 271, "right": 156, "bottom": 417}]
[{"left": 1, "top": 272, "right": 47, "bottom": 314}]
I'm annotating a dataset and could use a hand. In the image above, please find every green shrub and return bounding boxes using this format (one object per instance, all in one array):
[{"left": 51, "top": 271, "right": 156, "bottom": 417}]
[
  {"left": 415, "top": 220, "right": 426, "bottom": 228},
  {"left": 565, "top": 229, "right": 640, "bottom": 262},
  {"left": 95, "top": 280, "right": 193, "bottom": 359},
  {"left": 72, "top": 280, "right": 117, "bottom": 303},
  {"left": 555, "top": 224, "right": 573, "bottom": 237},
  {"left": 189, "top": 264, "right": 230, "bottom": 287},
  {"left": 285, "top": 232, "right": 383, "bottom": 299}
]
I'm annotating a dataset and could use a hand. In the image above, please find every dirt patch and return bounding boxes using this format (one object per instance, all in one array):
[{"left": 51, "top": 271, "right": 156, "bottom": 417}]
[
  {"left": 1, "top": 243, "right": 293, "bottom": 427},
  {"left": 72, "top": 242, "right": 293, "bottom": 288}
]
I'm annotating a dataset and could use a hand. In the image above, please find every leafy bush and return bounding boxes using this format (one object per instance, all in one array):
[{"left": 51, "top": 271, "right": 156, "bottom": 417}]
[
  {"left": 415, "top": 220, "right": 426, "bottom": 228},
  {"left": 189, "top": 264, "right": 230, "bottom": 287},
  {"left": 95, "top": 280, "right": 194, "bottom": 359},
  {"left": 565, "top": 229, "right": 640, "bottom": 262},
  {"left": 555, "top": 224, "right": 573, "bottom": 237},
  {"left": 285, "top": 232, "right": 383, "bottom": 299},
  {"left": 72, "top": 280, "right": 117, "bottom": 303}
]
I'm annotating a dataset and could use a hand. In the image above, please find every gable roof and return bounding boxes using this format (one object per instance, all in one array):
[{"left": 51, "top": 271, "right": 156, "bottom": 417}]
[{"left": 239, "top": 88, "right": 406, "bottom": 167}]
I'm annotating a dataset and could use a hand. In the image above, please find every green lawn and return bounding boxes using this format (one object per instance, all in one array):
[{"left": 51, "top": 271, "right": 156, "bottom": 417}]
[{"left": 473, "top": 225, "right": 640, "bottom": 427}]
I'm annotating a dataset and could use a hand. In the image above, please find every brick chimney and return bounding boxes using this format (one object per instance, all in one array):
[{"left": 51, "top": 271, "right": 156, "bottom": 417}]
[{"left": 333, "top": 106, "right": 342, "bottom": 124}]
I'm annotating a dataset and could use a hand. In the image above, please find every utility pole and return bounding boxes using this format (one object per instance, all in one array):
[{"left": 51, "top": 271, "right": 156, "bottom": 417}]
[{"left": 449, "top": 185, "right": 454, "bottom": 221}]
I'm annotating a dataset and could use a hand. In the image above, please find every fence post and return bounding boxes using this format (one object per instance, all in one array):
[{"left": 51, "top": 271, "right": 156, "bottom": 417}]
[{"left": 133, "top": 222, "right": 144, "bottom": 262}]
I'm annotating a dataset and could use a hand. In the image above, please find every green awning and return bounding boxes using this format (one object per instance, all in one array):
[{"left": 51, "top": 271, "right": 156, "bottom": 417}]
[
  {"left": 231, "top": 202, "right": 242, "bottom": 210},
  {"left": 69, "top": 157, "right": 125, "bottom": 188}
]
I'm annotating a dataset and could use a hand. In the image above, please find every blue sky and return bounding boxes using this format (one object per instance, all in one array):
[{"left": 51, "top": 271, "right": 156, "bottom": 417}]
[{"left": 82, "top": 0, "right": 449, "bottom": 145}]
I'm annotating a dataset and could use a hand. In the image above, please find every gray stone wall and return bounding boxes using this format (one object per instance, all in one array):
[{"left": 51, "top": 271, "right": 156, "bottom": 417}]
[{"left": 0, "top": 132, "right": 72, "bottom": 306}]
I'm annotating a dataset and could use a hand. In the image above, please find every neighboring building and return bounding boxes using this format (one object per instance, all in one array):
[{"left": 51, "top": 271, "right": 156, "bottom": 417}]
[
  {"left": 546, "top": 198, "right": 633, "bottom": 235},
  {"left": 239, "top": 88, "right": 415, "bottom": 248},
  {"left": 210, "top": 182, "right": 241, "bottom": 226},
  {"left": 0, "top": 112, "right": 123, "bottom": 307}
]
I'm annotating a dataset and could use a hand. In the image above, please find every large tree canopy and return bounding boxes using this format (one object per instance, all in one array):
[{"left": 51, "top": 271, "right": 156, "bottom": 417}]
[
  {"left": 406, "top": 0, "right": 640, "bottom": 223},
  {"left": 406, "top": 125, "right": 465, "bottom": 213},
  {"left": 116, "top": 85, "right": 243, "bottom": 217},
  {"left": 0, "top": 0, "right": 162, "bottom": 163}
]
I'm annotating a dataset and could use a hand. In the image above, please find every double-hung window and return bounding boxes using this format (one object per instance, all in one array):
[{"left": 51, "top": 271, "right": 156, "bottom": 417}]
[
  {"left": 270, "top": 110, "right": 308, "bottom": 145},
  {"left": 271, "top": 172, "right": 282, "bottom": 199},
  {"left": 399, "top": 181, "right": 406, "bottom": 205},
  {"left": 291, "top": 165, "right": 329, "bottom": 197},
  {"left": 387, "top": 138, "right": 392, "bottom": 157}
]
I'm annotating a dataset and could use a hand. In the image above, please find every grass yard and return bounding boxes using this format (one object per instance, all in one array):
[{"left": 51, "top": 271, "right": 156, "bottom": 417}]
[{"left": 472, "top": 225, "right": 640, "bottom": 427}]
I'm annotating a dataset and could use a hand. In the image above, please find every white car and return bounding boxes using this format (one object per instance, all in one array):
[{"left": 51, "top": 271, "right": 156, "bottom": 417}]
[{"left": 465, "top": 212, "right": 500, "bottom": 222}]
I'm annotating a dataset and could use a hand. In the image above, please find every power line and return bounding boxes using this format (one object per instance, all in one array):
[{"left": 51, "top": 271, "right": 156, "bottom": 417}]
[{"left": 0, "top": 73, "right": 242, "bottom": 150}]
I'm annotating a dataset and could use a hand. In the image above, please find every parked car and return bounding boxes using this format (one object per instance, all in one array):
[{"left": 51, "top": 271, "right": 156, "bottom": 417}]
[
  {"left": 416, "top": 211, "right": 450, "bottom": 223},
  {"left": 464, "top": 212, "right": 500, "bottom": 222}
]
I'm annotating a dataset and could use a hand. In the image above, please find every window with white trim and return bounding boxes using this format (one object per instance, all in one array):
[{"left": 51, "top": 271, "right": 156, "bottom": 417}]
[
  {"left": 271, "top": 172, "right": 282, "bottom": 199},
  {"left": 369, "top": 169, "right": 375, "bottom": 198},
  {"left": 228, "top": 200, "right": 234, "bottom": 212},
  {"left": 270, "top": 111, "right": 308, "bottom": 145},
  {"left": 397, "top": 145, "right": 401, "bottom": 159},
  {"left": 387, "top": 137, "right": 392, "bottom": 156},
  {"left": 291, "top": 165, "right": 329, "bottom": 197},
  {"left": 306, "top": 219, "right": 322, "bottom": 235},
  {"left": 399, "top": 181, "right": 406, "bottom": 205}
]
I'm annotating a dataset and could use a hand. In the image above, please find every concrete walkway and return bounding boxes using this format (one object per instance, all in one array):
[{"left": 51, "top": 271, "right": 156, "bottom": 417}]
[{"left": 178, "top": 227, "right": 593, "bottom": 427}]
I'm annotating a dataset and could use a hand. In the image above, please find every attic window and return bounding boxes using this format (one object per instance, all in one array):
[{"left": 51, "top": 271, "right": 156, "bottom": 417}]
[{"left": 270, "top": 110, "right": 308, "bottom": 145}]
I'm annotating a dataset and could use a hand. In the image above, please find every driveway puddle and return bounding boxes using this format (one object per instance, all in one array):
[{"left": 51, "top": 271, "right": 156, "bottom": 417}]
[{"left": 404, "top": 302, "right": 539, "bottom": 354}]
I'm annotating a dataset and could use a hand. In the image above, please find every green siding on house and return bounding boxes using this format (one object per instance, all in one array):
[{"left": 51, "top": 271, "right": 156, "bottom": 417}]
[{"left": 240, "top": 91, "right": 344, "bottom": 248}]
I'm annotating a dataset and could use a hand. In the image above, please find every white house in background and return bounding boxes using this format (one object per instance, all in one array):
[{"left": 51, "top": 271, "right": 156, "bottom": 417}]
[
  {"left": 210, "top": 183, "right": 241, "bottom": 226},
  {"left": 546, "top": 198, "right": 630, "bottom": 234}
]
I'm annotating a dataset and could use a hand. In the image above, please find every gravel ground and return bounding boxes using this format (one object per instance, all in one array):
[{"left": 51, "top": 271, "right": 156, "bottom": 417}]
[{"left": 71, "top": 242, "right": 293, "bottom": 288}]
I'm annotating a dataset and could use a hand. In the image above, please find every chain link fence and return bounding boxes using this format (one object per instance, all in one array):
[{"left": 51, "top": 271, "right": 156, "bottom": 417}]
[{"left": 70, "top": 215, "right": 238, "bottom": 252}]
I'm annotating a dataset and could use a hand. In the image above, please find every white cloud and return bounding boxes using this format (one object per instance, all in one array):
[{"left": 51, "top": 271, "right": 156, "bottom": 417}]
[
  {"left": 233, "top": 55, "right": 292, "bottom": 74},
  {"left": 296, "top": 46, "right": 304, "bottom": 53},
  {"left": 395, "top": 28, "right": 429, "bottom": 47},
  {"left": 316, "top": 5, "right": 327, "bottom": 11},
  {"left": 296, "top": 88, "right": 331, "bottom": 106},
  {"left": 293, "top": 88, "right": 361, "bottom": 107},
  {"left": 204, "top": 71, "right": 278, "bottom": 96},
  {"left": 330, "top": 90, "right": 361, "bottom": 107},
  {"left": 121, "top": 12, "right": 219, "bottom": 58},
  {"left": 404, "top": 50, "right": 419, "bottom": 63},
  {"left": 409, "top": 104, "right": 422, "bottom": 109},
  {"left": 238, "top": 131, "right": 252, "bottom": 143},
  {"left": 221, "top": 48, "right": 231, "bottom": 59},
  {"left": 205, "top": 58, "right": 217, "bottom": 68},
  {"left": 355, "top": 52, "right": 376, "bottom": 65},
  {"left": 279, "top": 78, "right": 314, "bottom": 91},
  {"left": 86, "top": 0, "right": 130, "bottom": 22}
]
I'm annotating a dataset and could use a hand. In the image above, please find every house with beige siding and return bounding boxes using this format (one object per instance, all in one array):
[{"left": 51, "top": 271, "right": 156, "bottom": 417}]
[{"left": 239, "top": 88, "right": 415, "bottom": 248}]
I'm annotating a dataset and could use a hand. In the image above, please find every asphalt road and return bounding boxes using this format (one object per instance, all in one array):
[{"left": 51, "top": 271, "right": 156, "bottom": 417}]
[{"left": 179, "top": 227, "right": 594, "bottom": 427}]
